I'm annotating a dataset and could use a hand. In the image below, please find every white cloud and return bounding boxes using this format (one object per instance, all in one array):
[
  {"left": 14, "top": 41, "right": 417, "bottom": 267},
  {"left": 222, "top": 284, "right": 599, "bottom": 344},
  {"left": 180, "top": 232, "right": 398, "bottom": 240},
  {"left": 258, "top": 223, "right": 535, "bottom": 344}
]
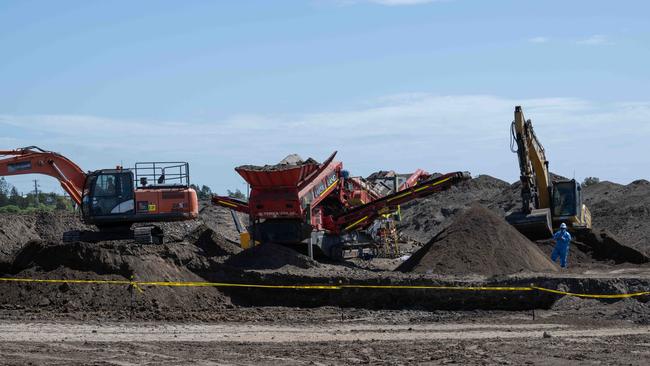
[
  {"left": 2, "top": 94, "right": 649, "bottom": 194},
  {"left": 577, "top": 34, "right": 612, "bottom": 45},
  {"left": 528, "top": 36, "right": 549, "bottom": 44}
]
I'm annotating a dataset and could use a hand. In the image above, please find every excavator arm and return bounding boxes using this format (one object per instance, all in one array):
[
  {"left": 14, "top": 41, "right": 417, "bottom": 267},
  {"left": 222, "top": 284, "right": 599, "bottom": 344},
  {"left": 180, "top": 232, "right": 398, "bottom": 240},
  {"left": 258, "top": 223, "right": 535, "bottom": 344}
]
[
  {"left": 0, "top": 146, "right": 86, "bottom": 205},
  {"left": 511, "top": 106, "right": 551, "bottom": 213}
]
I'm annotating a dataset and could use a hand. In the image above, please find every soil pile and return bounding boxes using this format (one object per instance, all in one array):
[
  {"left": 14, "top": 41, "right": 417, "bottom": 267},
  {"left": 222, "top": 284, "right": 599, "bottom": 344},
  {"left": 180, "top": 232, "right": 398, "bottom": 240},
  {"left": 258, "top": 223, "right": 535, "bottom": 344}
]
[
  {"left": 0, "top": 203, "right": 243, "bottom": 267},
  {"left": 398, "top": 175, "right": 515, "bottom": 244},
  {"left": 1, "top": 239, "right": 234, "bottom": 319},
  {"left": 225, "top": 243, "right": 320, "bottom": 270},
  {"left": 551, "top": 296, "right": 650, "bottom": 325},
  {"left": 397, "top": 205, "right": 558, "bottom": 276},
  {"left": 583, "top": 179, "right": 650, "bottom": 255},
  {"left": 185, "top": 224, "right": 242, "bottom": 257},
  {"left": 0, "top": 212, "right": 91, "bottom": 268},
  {"left": 156, "top": 200, "right": 244, "bottom": 243},
  {"left": 238, "top": 154, "right": 319, "bottom": 171}
]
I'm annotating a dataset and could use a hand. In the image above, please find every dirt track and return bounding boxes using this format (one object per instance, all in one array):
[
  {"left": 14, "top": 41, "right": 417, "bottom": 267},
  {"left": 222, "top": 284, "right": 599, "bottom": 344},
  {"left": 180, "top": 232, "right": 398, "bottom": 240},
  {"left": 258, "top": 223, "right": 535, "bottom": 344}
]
[{"left": 0, "top": 313, "right": 648, "bottom": 365}]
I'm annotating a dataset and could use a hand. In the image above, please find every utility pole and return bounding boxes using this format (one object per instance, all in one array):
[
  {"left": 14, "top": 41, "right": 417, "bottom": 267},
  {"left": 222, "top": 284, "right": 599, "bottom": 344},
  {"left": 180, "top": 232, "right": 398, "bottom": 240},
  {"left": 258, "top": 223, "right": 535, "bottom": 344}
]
[{"left": 33, "top": 179, "right": 39, "bottom": 205}]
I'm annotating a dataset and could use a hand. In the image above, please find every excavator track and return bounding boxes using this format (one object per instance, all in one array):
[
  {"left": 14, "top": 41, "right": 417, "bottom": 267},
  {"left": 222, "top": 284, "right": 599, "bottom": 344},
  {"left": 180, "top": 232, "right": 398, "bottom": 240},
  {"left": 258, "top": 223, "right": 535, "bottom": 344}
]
[
  {"left": 133, "top": 226, "right": 164, "bottom": 245},
  {"left": 61, "top": 226, "right": 164, "bottom": 244}
]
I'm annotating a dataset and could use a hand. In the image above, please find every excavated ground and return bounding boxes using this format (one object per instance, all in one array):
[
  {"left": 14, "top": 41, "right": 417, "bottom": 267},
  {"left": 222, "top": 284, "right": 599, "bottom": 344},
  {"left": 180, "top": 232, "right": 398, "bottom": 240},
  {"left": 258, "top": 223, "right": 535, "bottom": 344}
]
[
  {"left": 0, "top": 200, "right": 648, "bottom": 319},
  {"left": 0, "top": 177, "right": 649, "bottom": 364}
]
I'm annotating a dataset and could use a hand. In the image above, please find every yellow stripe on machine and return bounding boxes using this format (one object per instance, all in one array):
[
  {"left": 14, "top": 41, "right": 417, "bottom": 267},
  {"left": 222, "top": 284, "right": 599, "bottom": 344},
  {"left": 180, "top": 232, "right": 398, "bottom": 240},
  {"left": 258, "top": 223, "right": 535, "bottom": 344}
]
[
  {"left": 217, "top": 200, "right": 238, "bottom": 208},
  {"left": 387, "top": 177, "right": 452, "bottom": 203},
  {"left": 319, "top": 179, "right": 340, "bottom": 198},
  {"left": 344, "top": 215, "right": 369, "bottom": 231}
]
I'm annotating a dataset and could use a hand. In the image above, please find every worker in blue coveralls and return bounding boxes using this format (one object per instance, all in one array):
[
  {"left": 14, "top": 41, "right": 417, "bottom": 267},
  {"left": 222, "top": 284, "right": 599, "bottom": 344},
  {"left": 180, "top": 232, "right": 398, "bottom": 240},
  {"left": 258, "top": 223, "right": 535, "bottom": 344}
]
[{"left": 551, "top": 223, "right": 572, "bottom": 269}]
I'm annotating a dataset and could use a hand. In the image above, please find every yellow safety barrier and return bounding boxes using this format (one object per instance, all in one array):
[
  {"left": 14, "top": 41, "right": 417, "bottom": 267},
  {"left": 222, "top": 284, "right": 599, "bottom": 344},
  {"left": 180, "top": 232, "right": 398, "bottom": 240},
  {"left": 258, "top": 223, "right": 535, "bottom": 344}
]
[
  {"left": 530, "top": 286, "right": 650, "bottom": 299},
  {"left": 0, "top": 277, "right": 648, "bottom": 299}
]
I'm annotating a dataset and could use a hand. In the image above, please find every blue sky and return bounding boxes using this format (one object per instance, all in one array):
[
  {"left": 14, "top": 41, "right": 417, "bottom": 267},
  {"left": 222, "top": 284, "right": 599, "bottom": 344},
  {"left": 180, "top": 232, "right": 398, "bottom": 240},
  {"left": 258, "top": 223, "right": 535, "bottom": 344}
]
[{"left": 1, "top": 0, "right": 649, "bottom": 194}]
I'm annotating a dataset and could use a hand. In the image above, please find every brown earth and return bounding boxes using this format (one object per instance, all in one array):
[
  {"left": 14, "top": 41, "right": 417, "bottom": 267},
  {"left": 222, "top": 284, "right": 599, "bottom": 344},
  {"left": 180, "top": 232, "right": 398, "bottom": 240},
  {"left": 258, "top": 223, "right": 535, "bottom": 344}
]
[
  {"left": 583, "top": 179, "right": 650, "bottom": 256},
  {"left": 237, "top": 154, "right": 319, "bottom": 172},
  {"left": 0, "top": 311, "right": 648, "bottom": 365},
  {"left": 0, "top": 187, "right": 649, "bottom": 365},
  {"left": 397, "top": 175, "right": 515, "bottom": 245},
  {"left": 0, "top": 176, "right": 647, "bottom": 324},
  {"left": 398, "top": 205, "right": 558, "bottom": 276}
]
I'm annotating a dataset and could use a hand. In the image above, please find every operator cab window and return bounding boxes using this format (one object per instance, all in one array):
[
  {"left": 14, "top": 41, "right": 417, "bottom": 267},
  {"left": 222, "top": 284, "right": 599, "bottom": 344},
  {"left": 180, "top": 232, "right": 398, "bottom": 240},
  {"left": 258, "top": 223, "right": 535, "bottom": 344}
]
[
  {"left": 94, "top": 174, "right": 117, "bottom": 197},
  {"left": 552, "top": 182, "right": 577, "bottom": 217},
  {"left": 93, "top": 173, "right": 134, "bottom": 199}
]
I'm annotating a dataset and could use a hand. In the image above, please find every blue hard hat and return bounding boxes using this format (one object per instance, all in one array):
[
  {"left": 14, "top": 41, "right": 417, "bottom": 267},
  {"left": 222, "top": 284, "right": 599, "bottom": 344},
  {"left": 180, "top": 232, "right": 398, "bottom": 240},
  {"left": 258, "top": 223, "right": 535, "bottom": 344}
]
[{"left": 560, "top": 223, "right": 567, "bottom": 229}]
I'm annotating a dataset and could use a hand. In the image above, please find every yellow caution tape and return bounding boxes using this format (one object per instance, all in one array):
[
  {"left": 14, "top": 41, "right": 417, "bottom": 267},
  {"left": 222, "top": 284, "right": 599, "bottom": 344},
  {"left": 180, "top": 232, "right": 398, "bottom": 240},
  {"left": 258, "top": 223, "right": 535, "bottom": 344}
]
[
  {"left": 0, "top": 277, "right": 647, "bottom": 299},
  {"left": 341, "top": 285, "right": 534, "bottom": 291},
  {"left": 0, "top": 277, "right": 144, "bottom": 293},
  {"left": 531, "top": 286, "right": 650, "bottom": 299}
]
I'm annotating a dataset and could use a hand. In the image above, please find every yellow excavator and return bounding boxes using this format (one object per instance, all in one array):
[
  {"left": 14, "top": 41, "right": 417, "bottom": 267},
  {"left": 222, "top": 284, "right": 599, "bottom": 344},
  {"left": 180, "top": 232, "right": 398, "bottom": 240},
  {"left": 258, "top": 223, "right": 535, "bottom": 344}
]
[{"left": 506, "top": 106, "right": 592, "bottom": 239}]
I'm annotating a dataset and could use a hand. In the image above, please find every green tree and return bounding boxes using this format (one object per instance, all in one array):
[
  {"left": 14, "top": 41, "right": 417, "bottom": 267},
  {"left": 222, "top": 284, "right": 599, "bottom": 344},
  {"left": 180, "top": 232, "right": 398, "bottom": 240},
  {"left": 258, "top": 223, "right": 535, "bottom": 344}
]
[
  {"left": 582, "top": 177, "right": 600, "bottom": 187},
  {"left": 0, "top": 177, "right": 9, "bottom": 206},
  {"left": 0, "top": 205, "right": 20, "bottom": 214},
  {"left": 8, "top": 187, "right": 24, "bottom": 208},
  {"left": 227, "top": 189, "right": 247, "bottom": 201},
  {"left": 199, "top": 185, "right": 213, "bottom": 200},
  {"left": 55, "top": 196, "right": 73, "bottom": 211},
  {"left": 189, "top": 184, "right": 214, "bottom": 200}
]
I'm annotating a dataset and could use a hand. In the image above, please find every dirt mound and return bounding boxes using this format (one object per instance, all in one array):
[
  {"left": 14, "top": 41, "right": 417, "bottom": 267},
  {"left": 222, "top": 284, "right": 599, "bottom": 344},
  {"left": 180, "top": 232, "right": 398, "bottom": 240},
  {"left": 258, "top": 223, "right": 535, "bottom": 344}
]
[
  {"left": 534, "top": 230, "right": 649, "bottom": 268},
  {"left": 583, "top": 179, "right": 650, "bottom": 255},
  {"left": 185, "top": 225, "right": 242, "bottom": 257},
  {"left": 196, "top": 201, "right": 246, "bottom": 243},
  {"left": 225, "top": 243, "right": 320, "bottom": 270},
  {"left": 0, "top": 203, "right": 243, "bottom": 266},
  {"left": 573, "top": 229, "right": 649, "bottom": 264},
  {"left": 398, "top": 175, "right": 515, "bottom": 244},
  {"left": 238, "top": 154, "right": 319, "bottom": 171},
  {"left": 551, "top": 296, "right": 650, "bottom": 325},
  {"left": 1, "top": 239, "right": 235, "bottom": 318},
  {"left": 0, "top": 212, "right": 90, "bottom": 269},
  {"left": 398, "top": 205, "right": 558, "bottom": 276}
]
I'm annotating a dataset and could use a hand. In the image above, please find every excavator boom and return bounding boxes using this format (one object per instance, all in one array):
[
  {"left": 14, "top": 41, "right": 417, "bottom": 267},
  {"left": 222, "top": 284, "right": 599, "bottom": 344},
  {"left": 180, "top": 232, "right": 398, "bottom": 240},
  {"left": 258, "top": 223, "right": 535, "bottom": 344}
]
[{"left": 0, "top": 146, "right": 85, "bottom": 204}]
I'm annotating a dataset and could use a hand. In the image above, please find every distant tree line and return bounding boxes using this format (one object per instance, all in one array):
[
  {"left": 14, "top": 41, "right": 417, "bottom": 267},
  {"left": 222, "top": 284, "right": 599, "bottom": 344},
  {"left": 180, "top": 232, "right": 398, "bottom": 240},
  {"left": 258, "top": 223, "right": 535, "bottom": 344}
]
[
  {"left": 0, "top": 178, "right": 248, "bottom": 213},
  {"left": 189, "top": 184, "right": 247, "bottom": 201},
  {"left": 0, "top": 177, "right": 74, "bottom": 213},
  {"left": 582, "top": 177, "right": 600, "bottom": 187}
]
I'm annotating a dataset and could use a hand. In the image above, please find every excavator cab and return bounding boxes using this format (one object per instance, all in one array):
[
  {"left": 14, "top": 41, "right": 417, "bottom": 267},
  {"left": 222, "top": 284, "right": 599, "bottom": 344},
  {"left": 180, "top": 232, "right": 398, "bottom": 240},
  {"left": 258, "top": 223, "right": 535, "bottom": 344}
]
[
  {"left": 551, "top": 180, "right": 579, "bottom": 218},
  {"left": 551, "top": 179, "right": 591, "bottom": 230},
  {"left": 81, "top": 169, "right": 136, "bottom": 224}
]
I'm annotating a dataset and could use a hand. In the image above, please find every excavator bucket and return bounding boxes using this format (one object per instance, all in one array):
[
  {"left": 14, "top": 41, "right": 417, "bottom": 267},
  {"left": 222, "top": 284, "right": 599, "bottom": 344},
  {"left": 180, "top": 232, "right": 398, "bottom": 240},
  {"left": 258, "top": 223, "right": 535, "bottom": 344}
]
[{"left": 506, "top": 208, "right": 553, "bottom": 240}]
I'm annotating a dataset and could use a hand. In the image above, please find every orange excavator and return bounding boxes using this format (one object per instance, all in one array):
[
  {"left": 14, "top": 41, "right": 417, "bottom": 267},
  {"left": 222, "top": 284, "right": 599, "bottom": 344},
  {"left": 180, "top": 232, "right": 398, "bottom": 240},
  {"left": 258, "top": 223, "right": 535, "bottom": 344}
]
[{"left": 0, "top": 146, "right": 198, "bottom": 243}]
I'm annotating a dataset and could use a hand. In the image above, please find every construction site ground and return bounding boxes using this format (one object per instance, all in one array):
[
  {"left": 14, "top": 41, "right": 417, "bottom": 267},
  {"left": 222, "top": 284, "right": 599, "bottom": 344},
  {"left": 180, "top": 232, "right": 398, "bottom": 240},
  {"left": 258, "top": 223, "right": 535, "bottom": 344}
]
[
  {"left": 0, "top": 309, "right": 649, "bottom": 365},
  {"left": 1, "top": 177, "right": 649, "bottom": 364}
]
